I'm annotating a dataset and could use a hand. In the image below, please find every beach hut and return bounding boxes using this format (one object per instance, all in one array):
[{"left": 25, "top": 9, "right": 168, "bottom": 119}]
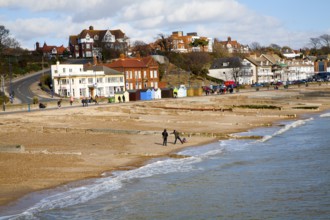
[
  {"left": 150, "top": 88, "right": 156, "bottom": 100},
  {"left": 114, "top": 91, "right": 129, "bottom": 103},
  {"left": 161, "top": 88, "right": 173, "bottom": 98},
  {"left": 128, "top": 90, "right": 140, "bottom": 102},
  {"left": 154, "top": 88, "right": 162, "bottom": 99},
  {"left": 187, "top": 87, "right": 194, "bottom": 97},
  {"left": 177, "top": 85, "right": 187, "bottom": 98},
  {"left": 140, "top": 89, "right": 152, "bottom": 101},
  {"left": 194, "top": 87, "right": 203, "bottom": 96}
]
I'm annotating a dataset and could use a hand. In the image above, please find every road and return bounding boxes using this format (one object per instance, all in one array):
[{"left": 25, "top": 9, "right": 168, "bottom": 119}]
[
  {"left": 11, "top": 69, "right": 54, "bottom": 104},
  {"left": 9, "top": 58, "right": 92, "bottom": 104}
]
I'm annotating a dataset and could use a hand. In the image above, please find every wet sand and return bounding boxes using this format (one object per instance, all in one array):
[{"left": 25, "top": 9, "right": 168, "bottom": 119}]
[{"left": 1, "top": 84, "right": 330, "bottom": 207}]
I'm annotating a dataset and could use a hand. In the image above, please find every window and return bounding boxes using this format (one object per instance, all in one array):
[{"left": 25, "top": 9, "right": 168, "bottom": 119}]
[
  {"left": 143, "top": 71, "right": 147, "bottom": 78},
  {"left": 153, "top": 70, "right": 157, "bottom": 78},
  {"left": 130, "top": 71, "right": 133, "bottom": 79},
  {"left": 61, "top": 79, "right": 68, "bottom": 85},
  {"left": 88, "top": 78, "right": 93, "bottom": 84},
  {"left": 125, "top": 71, "right": 129, "bottom": 79},
  {"left": 150, "top": 71, "right": 153, "bottom": 78},
  {"left": 97, "top": 87, "right": 104, "bottom": 96},
  {"left": 63, "top": 68, "right": 66, "bottom": 73},
  {"left": 80, "top": 88, "right": 86, "bottom": 97},
  {"left": 79, "top": 78, "right": 86, "bottom": 84},
  {"left": 97, "top": 78, "right": 103, "bottom": 83},
  {"left": 69, "top": 68, "right": 72, "bottom": 72},
  {"left": 86, "top": 44, "right": 90, "bottom": 49}
]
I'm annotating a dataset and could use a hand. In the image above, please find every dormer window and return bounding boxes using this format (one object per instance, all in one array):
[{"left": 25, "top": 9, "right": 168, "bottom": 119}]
[{"left": 94, "top": 35, "right": 99, "bottom": 40}]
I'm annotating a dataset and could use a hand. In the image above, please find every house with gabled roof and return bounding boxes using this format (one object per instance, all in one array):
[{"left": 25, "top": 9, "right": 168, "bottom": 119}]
[
  {"left": 69, "top": 26, "right": 128, "bottom": 58},
  {"left": 104, "top": 55, "right": 160, "bottom": 90},
  {"left": 35, "top": 42, "right": 68, "bottom": 58},
  {"left": 214, "top": 37, "right": 249, "bottom": 54},
  {"left": 245, "top": 54, "right": 273, "bottom": 83},
  {"left": 208, "top": 57, "right": 256, "bottom": 85},
  {"left": 170, "top": 31, "right": 213, "bottom": 53}
]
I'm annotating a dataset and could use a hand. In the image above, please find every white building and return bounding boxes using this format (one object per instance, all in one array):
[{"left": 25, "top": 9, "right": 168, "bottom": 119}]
[
  {"left": 285, "top": 60, "right": 314, "bottom": 81},
  {"left": 51, "top": 62, "right": 125, "bottom": 99},
  {"left": 208, "top": 57, "right": 256, "bottom": 85}
]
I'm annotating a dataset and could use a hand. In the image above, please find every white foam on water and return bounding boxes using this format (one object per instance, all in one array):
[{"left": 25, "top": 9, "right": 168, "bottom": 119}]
[
  {"left": 178, "top": 141, "right": 226, "bottom": 157},
  {"left": 258, "top": 117, "right": 314, "bottom": 143},
  {"left": 2, "top": 154, "right": 204, "bottom": 219},
  {"left": 320, "top": 112, "right": 330, "bottom": 118}
]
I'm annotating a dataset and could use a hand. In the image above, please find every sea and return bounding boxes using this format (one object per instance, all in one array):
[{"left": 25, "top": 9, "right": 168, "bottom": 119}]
[{"left": 1, "top": 111, "right": 330, "bottom": 220}]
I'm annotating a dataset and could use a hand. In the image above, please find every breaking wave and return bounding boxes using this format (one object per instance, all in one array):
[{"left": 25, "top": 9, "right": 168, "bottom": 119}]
[
  {"left": 258, "top": 117, "right": 314, "bottom": 143},
  {"left": 320, "top": 112, "right": 330, "bottom": 118}
]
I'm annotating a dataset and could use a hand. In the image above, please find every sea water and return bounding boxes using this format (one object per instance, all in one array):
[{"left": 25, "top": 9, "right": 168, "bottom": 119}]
[{"left": 1, "top": 112, "right": 330, "bottom": 220}]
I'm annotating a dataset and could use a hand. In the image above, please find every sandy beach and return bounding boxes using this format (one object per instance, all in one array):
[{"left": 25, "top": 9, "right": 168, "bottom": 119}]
[{"left": 1, "top": 84, "right": 330, "bottom": 207}]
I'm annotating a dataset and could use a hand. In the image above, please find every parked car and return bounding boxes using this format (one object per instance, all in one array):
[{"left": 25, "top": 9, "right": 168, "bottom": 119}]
[
  {"left": 251, "top": 83, "right": 263, "bottom": 87},
  {"left": 224, "top": 81, "right": 237, "bottom": 88}
]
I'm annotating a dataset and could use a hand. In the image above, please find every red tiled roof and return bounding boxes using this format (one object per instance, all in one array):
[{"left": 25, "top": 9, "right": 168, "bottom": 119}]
[{"left": 105, "top": 58, "right": 146, "bottom": 68}]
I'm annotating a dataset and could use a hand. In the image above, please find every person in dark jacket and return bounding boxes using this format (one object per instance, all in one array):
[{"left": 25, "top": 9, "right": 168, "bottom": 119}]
[
  {"left": 171, "top": 130, "right": 183, "bottom": 144},
  {"left": 162, "top": 129, "right": 168, "bottom": 146}
]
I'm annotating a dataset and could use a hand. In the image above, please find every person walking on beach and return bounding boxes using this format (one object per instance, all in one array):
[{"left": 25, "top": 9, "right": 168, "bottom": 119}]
[
  {"left": 162, "top": 129, "right": 168, "bottom": 146},
  {"left": 171, "top": 130, "right": 183, "bottom": 144},
  {"left": 57, "top": 99, "right": 62, "bottom": 108}
]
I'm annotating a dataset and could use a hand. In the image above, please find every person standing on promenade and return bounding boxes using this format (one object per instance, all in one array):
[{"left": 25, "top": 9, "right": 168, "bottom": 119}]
[
  {"left": 70, "top": 96, "right": 74, "bottom": 106},
  {"left": 162, "top": 129, "right": 168, "bottom": 146},
  {"left": 171, "top": 130, "right": 183, "bottom": 144}
]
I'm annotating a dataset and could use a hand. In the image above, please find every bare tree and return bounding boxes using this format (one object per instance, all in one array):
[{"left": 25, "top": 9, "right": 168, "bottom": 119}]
[
  {"left": 156, "top": 34, "right": 173, "bottom": 52},
  {"left": 269, "top": 43, "right": 281, "bottom": 51},
  {"left": 309, "top": 37, "right": 321, "bottom": 49},
  {"left": 131, "top": 40, "right": 151, "bottom": 57},
  {"left": 319, "top": 34, "right": 330, "bottom": 48},
  {"left": 249, "top": 42, "right": 262, "bottom": 51},
  {"left": 228, "top": 57, "right": 242, "bottom": 84},
  {"left": 0, "top": 25, "right": 9, "bottom": 54}
]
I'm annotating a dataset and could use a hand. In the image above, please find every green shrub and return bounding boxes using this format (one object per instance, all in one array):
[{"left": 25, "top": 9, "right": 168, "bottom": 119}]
[{"left": 32, "top": 96, "right": 39, "bottom": 104}]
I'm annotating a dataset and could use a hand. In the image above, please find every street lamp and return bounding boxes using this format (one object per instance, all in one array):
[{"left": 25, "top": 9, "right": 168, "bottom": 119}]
[{"left": 1, "top": 74, "right": 5, "bottom": 111}]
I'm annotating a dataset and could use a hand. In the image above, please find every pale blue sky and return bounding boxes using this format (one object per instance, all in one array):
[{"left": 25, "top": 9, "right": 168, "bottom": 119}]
[{"left": 0, "top": 0, "right": 329, "bottom": 50}]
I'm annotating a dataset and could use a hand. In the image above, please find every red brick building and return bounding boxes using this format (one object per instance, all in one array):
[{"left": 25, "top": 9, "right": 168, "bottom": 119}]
[{"left": 104, "top": 55, "right": 160, "bottom": 90}]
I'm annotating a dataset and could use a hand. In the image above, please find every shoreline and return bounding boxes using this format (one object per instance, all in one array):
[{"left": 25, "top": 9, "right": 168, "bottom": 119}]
[{"left": 1, "top": 85, "right": 330, "bottom": 209}]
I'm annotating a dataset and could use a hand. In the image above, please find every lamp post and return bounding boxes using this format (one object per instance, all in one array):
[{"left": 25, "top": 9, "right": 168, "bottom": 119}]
[
  {"left": 94, "top": 70, "right": 97, "bottom": 97},
  {"left": 1, "top": 74, "right": 5, "bottom": 111}
]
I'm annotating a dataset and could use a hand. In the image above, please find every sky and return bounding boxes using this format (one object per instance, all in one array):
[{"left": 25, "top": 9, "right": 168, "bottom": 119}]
[{"left": 1, "top": 0, "right": 329, "bottom": 50}]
